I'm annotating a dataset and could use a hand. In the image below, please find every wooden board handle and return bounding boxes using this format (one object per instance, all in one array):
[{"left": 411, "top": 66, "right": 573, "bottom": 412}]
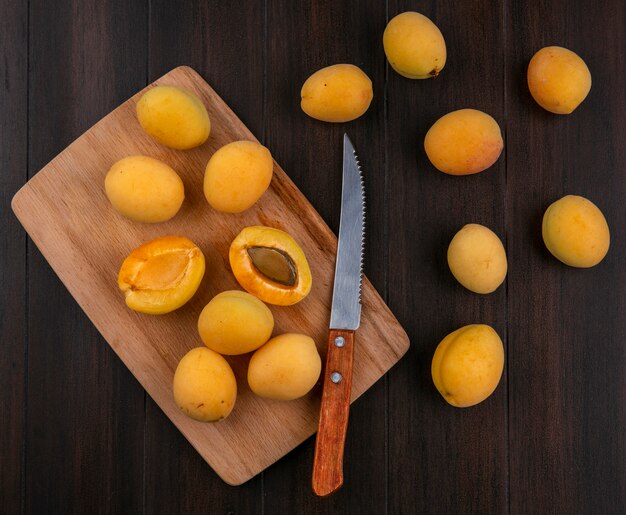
[{"left": 312, "top": 329, "right": 355, "bottom": 496}]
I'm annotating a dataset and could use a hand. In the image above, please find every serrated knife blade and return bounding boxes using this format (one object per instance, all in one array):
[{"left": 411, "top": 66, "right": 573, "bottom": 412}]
[
  {"left": 312, "top": 134, "right": 365, "bottom": 497},
  {"left": 329, "top": 133, "right": 365, "bottom": 331}
]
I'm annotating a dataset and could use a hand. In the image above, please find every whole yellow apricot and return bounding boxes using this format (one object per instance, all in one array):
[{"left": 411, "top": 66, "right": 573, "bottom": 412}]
[
  {"left": 105, "top": 156, "right": 184, "bottom": 223},
  {"left": 542, "top": 195, "right": 610, "bottom": 268},
  {"left": 248, "top": 333, "right": 321, "bottom": 401},
  {"left": 431, "top": 324, "right": 504, "bottom": 408},
  {"left": 173, "top": 347, "right": 237, "bottom": 422},
  {"left": 527, "top": 46, "right": 591, "bottom": 114},
  {"left": 118, "top": 236, "right": 205, "bottom": 315},
  {"left": 424, "top": 109, "right": 503, "bottom": 175},
  {"left": 203, "top": 141, "right": 273, "bottom": 213},
  {"left": 301, "top": 64, "right": 373, "bottom": 122},
  {"left": 137, "top": 85, "right": 210, "bottom": 149},
  {"left": 383, "top": 11, "right": 446, "bottom": 79},
  {"left": 198, "top": 290, "right": 274, "bottom": 355},
  {"left": 447, "top": 224, "right": 507, "bottom": 294}
]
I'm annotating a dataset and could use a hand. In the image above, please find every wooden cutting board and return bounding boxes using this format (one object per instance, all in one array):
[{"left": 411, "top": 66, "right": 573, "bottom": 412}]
[{"left": 11, "top": 66, "right": 410, "bottom": 486}]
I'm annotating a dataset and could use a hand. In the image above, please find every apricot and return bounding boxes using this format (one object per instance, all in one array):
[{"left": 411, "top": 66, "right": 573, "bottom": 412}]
[
  {"left": 447, "top": 224, "right": 507, "bottom": 294},
  {"left": 431, "top": 324, "right": 504, "bottom": 408},
  {"left": 248, "top": 333, "right": 321, "bottom": 401},
  {"left": 527, "top": 46, "right": 591, "bottom": 114},
  {"left": 197, "top": 290, "right": 274, "bottom": 355},
  {"left": 301, "top": 64, "right": 373, "bottom": 123},
  {"left": 383, "top": 11, "right": 446, "bottom": 79},
  {"left": 118, "top": 236, "right": 205, "bottom": 315},
  {"left": 203, "top": 141, "right": 273, "bottom": 213},
  {"left": 105, "top": 155, "right": 184, "bottom": 223},
  {"left": 136, "top": 85, "right": 210, "bottom": 149},
  {"left": 542, "top": 195, "right": 610, "bottom": 268},
  {"left": 229, "top": 226, "right": 312, "bottom": 306},
  {"left": 173, "top": 347, "right": 237, "bottom": 422},
  {"left": 424, "top": 109, "right": 503, "bottom": 175}
]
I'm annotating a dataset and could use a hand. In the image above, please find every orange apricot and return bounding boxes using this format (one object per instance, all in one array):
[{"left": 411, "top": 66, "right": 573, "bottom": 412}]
[
  {"left": 424, "top": 109, "right": 503, "bottom": 176},
  {"left": 229, "top": 226, "right": 312, "bottom": 306},
  {"left": 118, "top": 236, "right": 205, "bottom": 314}
]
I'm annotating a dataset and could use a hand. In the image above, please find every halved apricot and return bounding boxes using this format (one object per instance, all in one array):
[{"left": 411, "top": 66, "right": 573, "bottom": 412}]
[
  {"left": 118, "top": 236, "right": 205, "bottom": 314},
  {"left": 229, "top": 226, "right": 312, "bottom": 306}
]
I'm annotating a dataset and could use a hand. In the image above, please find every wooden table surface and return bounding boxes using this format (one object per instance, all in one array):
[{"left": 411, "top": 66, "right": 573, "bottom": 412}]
[{"left": 2, "top": 1, "right": 625, "bottom": 513}]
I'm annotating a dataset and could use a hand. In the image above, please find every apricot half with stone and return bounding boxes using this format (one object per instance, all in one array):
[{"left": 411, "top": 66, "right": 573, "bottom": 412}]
[
  {"left": 229, "top": 226, "right": 312, "bottom": 306},
  {"left": 118, "top": 236, "right": 205, "bottom": 314}
]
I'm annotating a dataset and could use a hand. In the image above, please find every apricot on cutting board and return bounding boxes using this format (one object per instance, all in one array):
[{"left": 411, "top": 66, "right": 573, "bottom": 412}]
[
  {"left": 229, "top": 226, "right": 312, "bottom": 306},
  {"left": 431, "top": 324, "right": 504, "bottom": 408},
  {"left": 383, "top": 11, "right": 446, "bottom": 79},
  {"left": 248, "top": 333, "right": 321, "bottom": 401},
  {"left": 424, "top": 109, "right": 503, "bottom": 175},
  {"left": 118, "top": 236, "right": 205, "bottom": 314},
  {"left": 137, "top": 85, "right": 210, "bottom": 149},
  {"left": 527, "top": 46, "right": 591, "bottom": 114},
  {"left": 173, "top": 347, "right": 237, "bottom": 422},
  {"left": 105, "top": 155, "right": 184, "bottom": 223},
  {"left": 447, "top": 224, "right": 507, "bottom": 294},
  {"left": 301, "top": 64, "right": 373, "bottom": 123},
  {"left": 542, "top": 195, "right": 610, "bottom": 268},
  {"left": 198, "top": 290, "right": 274, "bottom": 355},
  {"left": 203, "top": 140, "right": 273, "bottom": 213}
]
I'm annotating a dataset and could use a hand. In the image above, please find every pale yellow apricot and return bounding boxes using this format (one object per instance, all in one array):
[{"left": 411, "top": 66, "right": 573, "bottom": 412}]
[
  {"left": 424, "top": 109, "right": 503, "bottom": 175},
  {"left": 173, "top": 347, "right": 237, "bottom": 422},
  {"left": 248, "top": 333, "right": 321, "bottom": 401},
  {"left": 301, "top": 64, "right": 373, "bottom": 122},
  {"left": 105, "top": 156, "right": 184, "bottom": 223},
  {"left": 528, "top": 46, "right": 591, "bottom": 114},
  {"left": 198, "top": 290, "right": 274, "bottom": 355},
  {"left": 203, "top": 141, "right": 273, "bottom": 213},
  {"left": 431, "top": 324, "right": 504, "bottom": 408},
  {"left": 383, "top": 11, "right": 446, "bottom": 79},
  {"left": 447, "top": 224, "right": 507, "bottom": 294},
  {"left": 542, "top": 195, "right": 610, "bottom": 267},
  {"left": 137, "top": 85, "right": 210, "bottom": 149}
]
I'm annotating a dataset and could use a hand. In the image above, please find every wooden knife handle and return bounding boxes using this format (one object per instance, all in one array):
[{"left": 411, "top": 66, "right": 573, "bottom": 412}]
[{"left": 312, "top": 329, "right": 355, "bottom": 497}]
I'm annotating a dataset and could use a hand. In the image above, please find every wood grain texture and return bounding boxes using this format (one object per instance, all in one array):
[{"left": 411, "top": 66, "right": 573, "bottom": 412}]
[
  {"left": 144, "top": 1, "right": 267, "bottom": 512},
  {"left": 506, "top": 1, "right": 626, "bottom": 514},
  {"left": 313, "top": 329, "right": 356, "bottom": 497},
  {"left": 3, "top": 1, "right": 626, "bottom": 513},
  {"left": 0, "top": 0, "right": 27, "bottom": 513},
  {"left": 262, "top": 1, "right": 391, "bottom": 512},
  {"left": 12, "top": 66, "right": 409, "bottom": 486},
  {"left": 386, "top": 1, "right": 508, "bottom": 514},
  {"left": 24, "top": 1, "right": 148, "bottom": 513}
]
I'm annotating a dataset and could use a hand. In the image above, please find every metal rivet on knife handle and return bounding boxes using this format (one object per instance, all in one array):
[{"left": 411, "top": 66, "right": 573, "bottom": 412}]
[
  {"left": 334, "top": 336, "right": 345, "bottom": 347},
  {"left": 330, "top": 372, "right": 342, "bottom": 384}
]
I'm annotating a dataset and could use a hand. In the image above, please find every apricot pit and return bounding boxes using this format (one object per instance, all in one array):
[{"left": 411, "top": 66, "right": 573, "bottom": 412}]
[{"left": 229, "top": 226, "right": 312, "bottom": 306}]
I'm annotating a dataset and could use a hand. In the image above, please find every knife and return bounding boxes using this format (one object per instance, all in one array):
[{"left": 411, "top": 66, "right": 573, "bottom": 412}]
[{"left": 312, "top": 134, "right": 365, "bottom": 497}]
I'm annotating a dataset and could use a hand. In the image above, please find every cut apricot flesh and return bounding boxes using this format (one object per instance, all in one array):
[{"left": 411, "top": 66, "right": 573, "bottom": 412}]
[
  {"left": 229, "top": 226, "right": 312, "bottom": 306},
  {"left": 118, "top": 236, "right": 205, "bottom": 314}
]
